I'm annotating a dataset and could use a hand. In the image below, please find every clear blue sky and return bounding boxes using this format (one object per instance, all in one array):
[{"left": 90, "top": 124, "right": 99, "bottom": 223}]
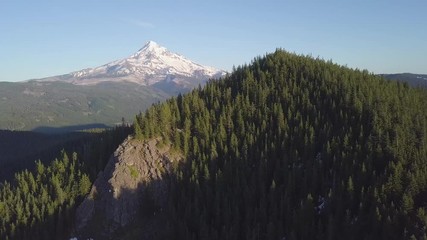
[{"left": 1, "top": 0, "right": 426, "bottom": 82}]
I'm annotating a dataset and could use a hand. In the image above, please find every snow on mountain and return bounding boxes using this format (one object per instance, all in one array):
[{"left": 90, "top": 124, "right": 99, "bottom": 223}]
[{"left": 39, "top": 41, "right": 226, "bottom": 87}]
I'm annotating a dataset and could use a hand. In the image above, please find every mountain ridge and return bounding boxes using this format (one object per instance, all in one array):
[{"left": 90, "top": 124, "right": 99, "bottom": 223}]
[{"left": 381, "top": 73, "right": 427, "bottom": 88}]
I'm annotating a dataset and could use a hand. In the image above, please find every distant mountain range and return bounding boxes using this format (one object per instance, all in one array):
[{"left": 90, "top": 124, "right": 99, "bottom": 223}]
[
  {"left": 0, "top": 41, "right": 225, "bottom": 132},
  {"left": 381, "top": 73, "right": 427, "bottom": 88}
]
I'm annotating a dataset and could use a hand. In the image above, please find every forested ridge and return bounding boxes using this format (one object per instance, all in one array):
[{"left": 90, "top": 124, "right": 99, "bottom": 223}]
[{"left": 134, "top": 50, "right": 427, "bottom": 239}]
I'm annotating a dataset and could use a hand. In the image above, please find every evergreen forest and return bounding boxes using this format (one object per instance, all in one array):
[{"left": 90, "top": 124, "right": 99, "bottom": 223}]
[{"left": 135, "top": 50, "right": 427, "bottom": 239}]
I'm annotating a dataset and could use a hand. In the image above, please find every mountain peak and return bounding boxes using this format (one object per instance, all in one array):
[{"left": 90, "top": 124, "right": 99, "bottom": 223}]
[
  {"left": 145, "top": 40, "right": 159, "bottom": 48},
  {"left": 136, "top": 41, "right": 166, "bottom": 55},
  {"left": 40, "top": 41, "right": 226, "bottom": 86}
]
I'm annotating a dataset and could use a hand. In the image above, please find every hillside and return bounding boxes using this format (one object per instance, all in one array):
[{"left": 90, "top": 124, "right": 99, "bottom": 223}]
[
  {"left": 0, "top": 81, "right": 167, "bottom": 132},
  {"left": 131, "top": 50, "right": 427, "bottom": 239}
]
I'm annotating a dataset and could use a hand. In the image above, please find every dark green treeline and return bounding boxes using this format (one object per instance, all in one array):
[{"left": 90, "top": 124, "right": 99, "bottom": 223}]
[{"left": 135, "top": 50, "right": 427, "bottom": 239}]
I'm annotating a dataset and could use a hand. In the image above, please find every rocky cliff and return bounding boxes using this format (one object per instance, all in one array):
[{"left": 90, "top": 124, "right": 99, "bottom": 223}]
[{"left": 74, "top": 137, "right": 182, "bottom": 239}]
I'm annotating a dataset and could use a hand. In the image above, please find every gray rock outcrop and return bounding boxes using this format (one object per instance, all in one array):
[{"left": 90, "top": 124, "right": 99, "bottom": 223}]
[{"left": 75, "top": 136, "right": 182, "bottom": 239}]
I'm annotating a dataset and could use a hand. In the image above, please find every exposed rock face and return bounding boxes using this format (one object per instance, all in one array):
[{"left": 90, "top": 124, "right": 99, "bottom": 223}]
[{"left": 75, "top": 136, "right": 182, "bottom": 239}]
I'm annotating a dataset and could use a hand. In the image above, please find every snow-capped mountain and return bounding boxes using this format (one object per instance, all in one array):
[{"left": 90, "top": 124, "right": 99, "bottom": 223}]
[{"left": 39, "top": 41, "right": 226, "bottom": 88}]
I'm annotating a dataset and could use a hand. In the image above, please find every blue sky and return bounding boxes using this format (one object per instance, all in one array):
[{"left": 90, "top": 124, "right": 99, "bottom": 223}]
[{"left": 0, "top": 0, "right": 426, "bottom": 81}]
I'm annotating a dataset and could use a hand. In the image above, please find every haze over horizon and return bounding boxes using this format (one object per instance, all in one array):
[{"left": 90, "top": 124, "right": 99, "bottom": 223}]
[{"left": 1, "top": 0, "right": 426, "bottom": 82}]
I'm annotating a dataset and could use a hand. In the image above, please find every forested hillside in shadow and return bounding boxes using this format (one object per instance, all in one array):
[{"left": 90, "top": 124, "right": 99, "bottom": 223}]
[
  {"left": 134, "top": 50, "right": 427, "bottom": 239},
  {"left": 0, "top": 130, "right": 93, "bottom": 182},
  {"left": 0, "top": 126, "right": 131, "bottom": 239}
]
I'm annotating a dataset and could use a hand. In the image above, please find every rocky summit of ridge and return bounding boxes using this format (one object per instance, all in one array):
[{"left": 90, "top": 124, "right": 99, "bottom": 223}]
[{"left": 39, "top": 41, "right": 226, "bottom": 87}]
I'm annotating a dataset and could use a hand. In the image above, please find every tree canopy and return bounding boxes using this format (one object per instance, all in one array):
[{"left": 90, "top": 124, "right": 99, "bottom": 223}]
[{"left": 135, "top": 50, "right": 427, "bottom": 239}]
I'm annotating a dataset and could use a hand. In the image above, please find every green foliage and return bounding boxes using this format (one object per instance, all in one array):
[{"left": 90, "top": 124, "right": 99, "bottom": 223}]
[
  {"left": 135, "top": 50, "right": 427, "bottom": 239},
  {"left": 128, "top": 165, "right": 139, "bottom": 180},
  {"left": 79, "top": 174, "right": 92, "bottom": 196},
  {"left": 133, "top": 115, "right": 143, "bottom": 140}
]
